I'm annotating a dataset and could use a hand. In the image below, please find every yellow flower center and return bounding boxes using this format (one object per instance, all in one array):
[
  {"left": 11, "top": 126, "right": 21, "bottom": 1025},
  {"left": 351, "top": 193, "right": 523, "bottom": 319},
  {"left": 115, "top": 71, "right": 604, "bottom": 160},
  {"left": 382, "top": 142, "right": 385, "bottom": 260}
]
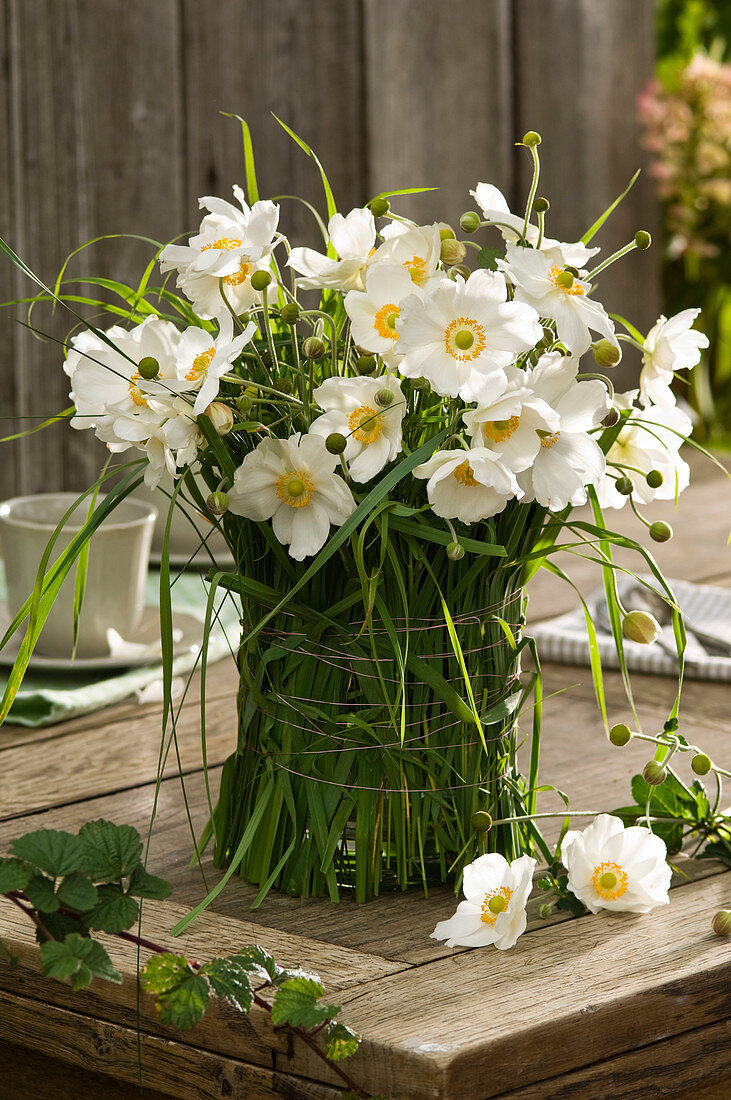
[
  {"left": 480, "top": 886, "right": 512, "bottom": 925},
  {"left": 374, "top": 303, "right": 400, "bottom": 341},
  {"left": 223, "top": 261, "right": 251, "bottom": 287},
  {"left": 348, "top": 405, "right": 384, "bottom": 445},
  {"left": 403, "top": 255, "right": 428, "bottom": 286},
  {"left": 592, "top": 860, "right": 629, "bottom": 901},
  {"left": 453, "top": 459, "right": 479, "bottom": 487},
  {"left": 200, "top": 236, "right": 242, "bottom": 253},
  {"left": 548, "top": 264, "right": 585, "bottom": 296},
  {"left": 482, "top": 416, "right": 520, "bottom": 445},
  {"left": 538, "top": 430, "right": 560, "bottom": 449},
  {"left": 128, "top": 371, "right": 149, "bottom": 409},
  {"left": 275, "top": 470, "right": 314, "bottom": 508},
  {"left": 186, "top": 346, "right": 216, "bottom": 382},
  {"left": 444, "top": 317, "right": 487, "bottom": 361}
]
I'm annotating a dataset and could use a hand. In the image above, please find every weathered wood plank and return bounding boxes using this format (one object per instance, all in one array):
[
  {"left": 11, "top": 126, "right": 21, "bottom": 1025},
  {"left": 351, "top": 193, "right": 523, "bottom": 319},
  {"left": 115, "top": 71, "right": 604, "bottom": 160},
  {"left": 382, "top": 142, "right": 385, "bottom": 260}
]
[
  {"left": 182, "top": 0, "right": 365, "bottom": 250},
  {"left": 513, "top": 0, "right": 661, "bottom": 392},
  {"left": 500, "top": 1014, "right": 731, "bottom": 1099},
  {"left": 0, "top": 1038, "right": 173, "bottom": 1100},
  {"left": 3, "top": 0, "right": 184, "bottom": 496},
  {"left": 0, "top": 989, "right": 343, "bottom": 1100},
  {"left": 316, "top": 871, "right": 731, "bottom": 1100},
  {"left": 363, "top": 0, "right": 514, "bottom": 228}
]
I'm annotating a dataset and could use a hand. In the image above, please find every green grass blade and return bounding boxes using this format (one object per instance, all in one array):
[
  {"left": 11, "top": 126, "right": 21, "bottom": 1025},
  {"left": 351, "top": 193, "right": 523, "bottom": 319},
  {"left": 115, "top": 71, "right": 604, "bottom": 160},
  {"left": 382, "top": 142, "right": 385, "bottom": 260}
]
[
  {"left": 582, "top": 170, "right": 640, "bottom": 244},
  {"left": 221, "top": 113, "right": 259, "bottom": 203}
]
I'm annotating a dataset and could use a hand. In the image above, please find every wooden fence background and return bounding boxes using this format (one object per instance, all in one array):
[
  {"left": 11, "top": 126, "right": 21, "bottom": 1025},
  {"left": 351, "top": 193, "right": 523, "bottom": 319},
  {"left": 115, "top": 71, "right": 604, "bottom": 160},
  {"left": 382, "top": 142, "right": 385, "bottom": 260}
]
[{"left": 0, "top": 0, "right": 659, "bottom": 497}]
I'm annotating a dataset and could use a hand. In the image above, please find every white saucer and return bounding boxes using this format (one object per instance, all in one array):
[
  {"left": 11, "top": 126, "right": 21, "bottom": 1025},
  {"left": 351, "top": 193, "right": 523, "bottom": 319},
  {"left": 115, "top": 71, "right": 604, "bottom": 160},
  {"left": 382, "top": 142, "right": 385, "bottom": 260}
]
[{"left": 0, "top": 603, "right": 214, "bottom": 672}]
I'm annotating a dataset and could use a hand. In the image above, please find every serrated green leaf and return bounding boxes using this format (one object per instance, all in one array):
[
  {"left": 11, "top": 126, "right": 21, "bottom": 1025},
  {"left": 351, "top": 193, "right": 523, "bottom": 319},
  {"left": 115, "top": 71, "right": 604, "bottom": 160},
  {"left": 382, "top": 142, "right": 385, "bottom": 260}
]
[
  {"left": 324, "top": 1020, "right": 360, "bottom": 1061},
  {"left": 25, "top": 874, "right": 59, "bottom": 913},
  {"left": 477, "top": 247, "right": 501, "bottom": 270},
  {"left": 10, "top": 829, "right": 84, "bottom": 877},
  {"left": 141, "top": 953, "right": 192, "bottom": 994},
  {"left": 78, "top": 820, "right": 142, "bottom": 881},
  {"left": 229, "top": 944, "right": 281, "bottom": 984},
  {"left": 0, "top": 857, "right": 30, "bottom": 893},
  {"left": 202, "top": 957, "right": 254, "bottom": 1013},
  {"left": 36, "top": 912, "right": 83, "bottom": 944},
  {"left": 698, "top": 839, "right": 731, "bottom": 868},
  {"left": 40, "top": 933, "right": 121, "bottom": 991},
  {"left": 56, "top": 873, "right": 98, "bottom": 912},
  {"left": 84, "top": 884, "right": 138, "bottom": 933},
  {"left": 271, "top": 976, "right": 338, "bottom": 1030},
  {"left": 127, "top": 863, "right": 172, "bottom": 900},
  {"left": 141, "top": 954, "right": 210, "bottom": 1030}
]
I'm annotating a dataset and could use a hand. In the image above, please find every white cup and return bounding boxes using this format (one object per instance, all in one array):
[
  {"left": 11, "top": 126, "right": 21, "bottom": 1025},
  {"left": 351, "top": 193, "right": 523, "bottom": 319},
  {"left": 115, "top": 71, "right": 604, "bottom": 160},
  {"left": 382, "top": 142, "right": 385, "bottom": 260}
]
[{"left": 0, "top": 493, "right": 157, "bottom": 659}]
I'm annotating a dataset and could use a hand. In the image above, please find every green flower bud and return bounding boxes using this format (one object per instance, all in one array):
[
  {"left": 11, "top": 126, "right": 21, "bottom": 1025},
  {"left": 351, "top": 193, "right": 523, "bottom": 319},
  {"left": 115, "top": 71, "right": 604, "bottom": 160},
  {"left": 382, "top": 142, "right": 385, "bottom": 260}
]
[
  {"left": 650, "top": 520, "right": 673, "bottom": 543},
  {"left": 691, "top": 752, "right": 712, "bottom": 776},
  {"left": 260, "top": 350, "right": 273, "bottom": 369},
  {"left": 439, "top": 225, "right": 456, "bottom": 241},
  {"left": 532, "top": 196, "right": 550, "bottom": 214},
  {"left": 712, "top": 910, "right": 731, "bottom": 937},
  {"left": 440, "top": 237, "right": 467, "bottom": 265},
  {"left": 250, "top": 269, "right": 272, "bottom": 291},
  {"left": 448, "top": 263, "right": 471, "bottom": 281},
  {"left": 555, "top": 269, "right": 575, "bottom": 290},
  {"left": 537, "top": 903, "right": 553, "bottom": 919},
  {"left": 646, "top": 469, "right": 663, "bottom": 489},
  {"left": 470, "top": 810, "right": 492, "bottom": 833},
  {"left": 368, "top": 197, "right": 390, "bottom": 218},
  {"left": 522, "top": 130, "right": 542, "bottom": 147},
  {"left": 447, "top": 540, "right": 465, "bottom": 561},
  {"left": 236, "top": 394, "right": 252, "bottom": 415},
  {"left": 602, "top": 408, "right": 620, "bottom": 427},
  {"left": 203, "top": 401, "right": 235, "bottom": 435},
  {"left": 325, "top": 432, "right": 347, "bottom": 455},
  {"left": 302, "top": 336, "right": 327, "bottom": 361},
  {"left": 206, "top": 491, "right": 229, "bottom": 515},
  {"left": 459, "top": 211, "right": 481, "bottom": 234},
  {"left": 356, "top": 354, "right": 377, "bottom": 375},
  {"left": 616, "top": 476, "right": 634, "bottom": 496},
  {"left": 280, "top": 302, "right": 300, "bottom": 325},
  {"left": 643, "top": 760, "right": 667, "bottom": 786},
  {"left": 137, "top": 356, "right": 160, "bottom": 380},
  {"left": 609, "top": 722, "right": 632, "bottom": 747},
  {"left": 410, "top": 376, "right": 431, "bottom": 391},
  {"left": 375, "top": 387, "right": 395, "bottom": 407},
  {"left": 592, "top": 339, "right": 622, "bottom": 368},
  {"left": 634, "top": 230, "right": 652, "bottom": 250},
  {"left": 623, "top": 610, "right": 662, "bottom": 645}
]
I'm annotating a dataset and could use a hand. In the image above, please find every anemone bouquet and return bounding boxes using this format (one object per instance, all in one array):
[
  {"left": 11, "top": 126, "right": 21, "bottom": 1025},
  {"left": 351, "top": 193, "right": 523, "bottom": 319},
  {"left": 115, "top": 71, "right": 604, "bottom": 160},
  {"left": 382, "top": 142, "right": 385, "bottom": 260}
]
[{"left": 0, "top": 123, "right": 707, "bottom": 905}]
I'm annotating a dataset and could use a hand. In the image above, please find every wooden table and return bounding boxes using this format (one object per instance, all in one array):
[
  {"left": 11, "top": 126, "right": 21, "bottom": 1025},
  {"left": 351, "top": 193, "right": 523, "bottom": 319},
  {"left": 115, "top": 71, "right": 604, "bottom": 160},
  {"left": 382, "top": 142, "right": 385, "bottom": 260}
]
[{"left": 1, "top": 453, "right": 730, "bottom": 1100}]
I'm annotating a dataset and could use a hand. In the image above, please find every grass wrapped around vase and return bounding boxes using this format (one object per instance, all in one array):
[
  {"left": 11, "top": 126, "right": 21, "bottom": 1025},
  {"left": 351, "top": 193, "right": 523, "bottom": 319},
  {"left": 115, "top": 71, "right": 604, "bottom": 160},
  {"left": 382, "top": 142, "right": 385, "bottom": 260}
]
[{"left": 0, "top": 120, "right": 704, "bottom": 907}]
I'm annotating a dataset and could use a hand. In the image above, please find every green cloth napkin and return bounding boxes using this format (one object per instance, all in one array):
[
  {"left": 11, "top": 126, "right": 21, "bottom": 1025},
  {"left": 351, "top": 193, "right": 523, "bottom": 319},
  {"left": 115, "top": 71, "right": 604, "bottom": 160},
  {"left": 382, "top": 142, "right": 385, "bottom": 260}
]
[{"left": 0, "top": 566, "right": 241, "bottom": 727}]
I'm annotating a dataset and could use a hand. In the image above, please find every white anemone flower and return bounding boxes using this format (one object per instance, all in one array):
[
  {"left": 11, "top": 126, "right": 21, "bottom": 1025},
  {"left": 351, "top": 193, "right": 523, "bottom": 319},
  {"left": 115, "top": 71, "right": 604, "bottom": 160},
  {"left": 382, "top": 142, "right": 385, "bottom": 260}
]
[
  {"left": 227, "top": 434, "right": 356, "bottom": 561},
  {"left": 639, "top": 309, "right": 709, "bottom": 408},
  {"left": 287, "top": 208, "right": 376, "bottom": 291},
  {"left": 65, "top": 316, "right": 181, "bottom": 438},
  {"left": 431, "top": 853, "right": 536, "bottom": 950},
  {"left": 396, "top": 270, "right": 543, "bottom": 403},
  {"left": 310, "top": 373, "right": 405, "bottom": 483},
  {"left": 597, "top": 398, "right": 692, "bottom": 510},
  {"left": 344, "top": 264, "right": 417, "bottom": 358},
  {"left": 170, "top": 313, "right": 256, "bottom": 415},
  {"left": 371, "top": 220, "right": 443, "bottom": 293},
  {"left": 160, "top": 189, "right": 278, "bottom": 318},
  {"left": 500, "top": 242, "right": 617, "bottom": 357},
  {"left": 516, "top": 352, "right": 609, "bottom": 510},
  {"left": 470, "top": 183, "right": 599, "bottom": 268},
  {"left": 561, "top": 814, "right": 671, "bottom": 914},
  {"left": 413, "top": 446, "right": 522, "bottom": 523},
  {"left": 462, "top": 366, "right": 559, "bottom": 475},
  {"left": 160, "top": 188, "right": 279, "bottom": 276}
]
